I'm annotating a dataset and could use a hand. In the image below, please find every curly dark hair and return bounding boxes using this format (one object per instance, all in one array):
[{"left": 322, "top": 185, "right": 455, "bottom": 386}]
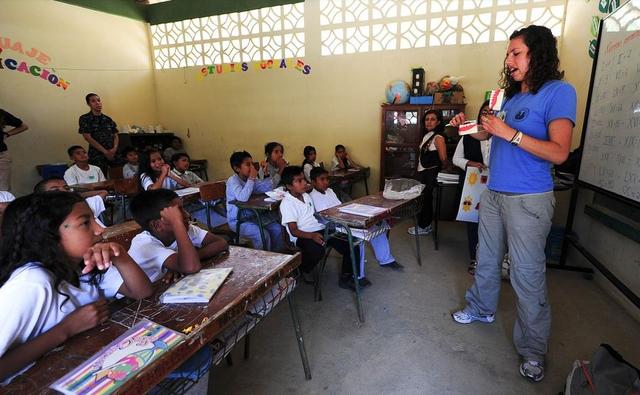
[
  {"left": 0, "top": 192, "right": 95, "bottom": 304},
  {"left": 499, "top": 25, "right": 564, "bottom": 98}
]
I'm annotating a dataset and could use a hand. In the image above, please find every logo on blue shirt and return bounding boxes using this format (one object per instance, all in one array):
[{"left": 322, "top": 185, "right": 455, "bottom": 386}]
[{"left": 514, "top": 108, "right": 529, "bottom": 121}]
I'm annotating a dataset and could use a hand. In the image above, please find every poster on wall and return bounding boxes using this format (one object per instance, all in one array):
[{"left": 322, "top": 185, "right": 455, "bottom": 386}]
[
  {"left": 456, "top": 167, "right": 490, "bottom": 223},
  {"left": 0, "top": 37, "right": 70, "bottom": 90},
  {"left": 198, "top": 58, "right": 312, "bottom": 79}
]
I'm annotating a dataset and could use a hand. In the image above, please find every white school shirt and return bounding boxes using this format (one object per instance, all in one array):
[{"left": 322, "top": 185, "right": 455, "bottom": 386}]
[
  {"left": 309, "top": 188, "right": 341, "bottom": 212},
  {"left": 128, "top": 224, "right": 208, "bottom": 282},
  {"left": 0, "top": 191, "right": 15, "bottom": 203},
  {"left": 0, "top": 263, "right": 123, "bottom": 384},
  {"left": 416, "top": 132, "right": 444, "bottom": 172},
  {"left": 64, "top": 164, "right": 106, "bottom": 185},
  {"left": 302, "top": 162, "right": 320, "bottom": 182},
  {"left": 140, "top": 173, "right": 179, "bottom": 191},
  {"left": 122, "top": 163, "right": 139, "bottom": 179},
  {"left": 452, "top": 137, "right": 492, "bottom": 171},
  {"left": 279, "top": 192, "right": 324, "bottom": 243},
  {"left": 84, "top": 195, "right": 106, "bottom": 228}
]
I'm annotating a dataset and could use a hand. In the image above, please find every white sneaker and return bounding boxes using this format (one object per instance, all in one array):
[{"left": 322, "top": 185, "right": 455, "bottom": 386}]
[{"left": 407, "top": 225, "right": 432, "bottom": 235}]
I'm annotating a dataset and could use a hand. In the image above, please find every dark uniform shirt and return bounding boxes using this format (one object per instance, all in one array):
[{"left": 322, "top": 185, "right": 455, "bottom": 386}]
[
  {"left": 78, "top": 111, "right": 117, "bottom": 167},
  {"left": 0, "top": 109, "right": 23, "bottom": 153}
]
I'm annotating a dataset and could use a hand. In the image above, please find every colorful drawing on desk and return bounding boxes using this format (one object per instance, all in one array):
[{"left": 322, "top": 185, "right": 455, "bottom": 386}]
[{"left": 50, "top": 319, "right": 183, "bottom": 395}]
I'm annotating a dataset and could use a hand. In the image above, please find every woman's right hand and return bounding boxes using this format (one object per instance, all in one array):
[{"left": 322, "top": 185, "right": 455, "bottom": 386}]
[
  {"left": 60, "top": 299, "right": 110, "bottom": 338},
  {"left": 449, "top": 112, "right": 467, "bottom": 127},
  {"left": 466, "top": 161, "right": 486, "bottom": 170}
]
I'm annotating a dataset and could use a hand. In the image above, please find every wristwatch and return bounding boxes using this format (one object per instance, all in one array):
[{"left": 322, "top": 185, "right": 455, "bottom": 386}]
[{"left": 510, "top": 130, "right": 524, "bottom": 146}]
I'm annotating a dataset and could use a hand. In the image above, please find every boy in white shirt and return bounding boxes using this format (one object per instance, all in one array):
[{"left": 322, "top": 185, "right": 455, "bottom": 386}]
[
  {"left": 128, "top": 189, "right": 228, "bottom": 282},
  {"left": 64, "top": 145, "right": 106, "bottom": 185},
  {"left": 170, "top": 152, "right": 204, "bottom": 185},
  {"left": 122, "top": 146, "right": 139, "bottom": 179},
  {"left": 280, "top": 166, "right": 366, "bottom": 290},
  {"left": 309, "top": 167, "right": 402, "bottom": 278}
]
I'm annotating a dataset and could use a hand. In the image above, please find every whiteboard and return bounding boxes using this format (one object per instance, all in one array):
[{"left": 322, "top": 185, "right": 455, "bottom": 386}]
[{"left": 578, "top": 0, "right": 640, "bottom": 204}]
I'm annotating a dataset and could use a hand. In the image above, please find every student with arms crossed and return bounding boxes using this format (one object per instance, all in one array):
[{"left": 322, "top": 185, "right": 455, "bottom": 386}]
[
  {"left": 128, "top": 189, "right": 228, "bottom": 282},
  {"left": 0, "top": 192, "right": 152, "bottom": 384}
]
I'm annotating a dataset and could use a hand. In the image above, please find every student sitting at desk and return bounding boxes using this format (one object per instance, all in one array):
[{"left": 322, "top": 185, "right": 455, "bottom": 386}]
[
  {"left": 122, "top": 146, "right": 139, "bottom": 179},
  {"left": 331, "top": 144, "right": 360, "bottom": 170},
  {"left": 0, "top": 192, "right": 152, "bottom": 384},
  {"left": 128, "top": 189, "right": 228, "bottom": 282},
  {"left": 259, "top": 141, "right": 288, "bottom": 189},
  {"left": 226, "top": 151, "right": 283, "bottom": 252},
  {"left": 63, "top": 145, "right": 106, "bottom": 186},
  {"left": 171, "top": 152, "right": 204, "bottom": 185},
  {"left": 302, "top": 145, "right": 323, "bottom": 182},
  {"left": 309, "top": 167, "right": 402, "bottom": 281},
  {"left": 138, "top": 149, "right": 191, "bottom": 191},
  {"left": 34, "top": 177, "right": 108, "bottom": 228},
  {"left": 280, "top": 166, "right": 363, "bottom": 290}
]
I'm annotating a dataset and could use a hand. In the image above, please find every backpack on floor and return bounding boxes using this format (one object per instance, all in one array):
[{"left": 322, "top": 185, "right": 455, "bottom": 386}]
[{"left": 563, "top": 344, "right": 640, "bottom": 395}]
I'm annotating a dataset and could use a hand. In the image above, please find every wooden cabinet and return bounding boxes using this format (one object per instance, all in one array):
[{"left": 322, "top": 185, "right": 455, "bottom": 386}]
[
  {"left": 379, "top": 103, "right": 465, "bottom": 188},
  {"left": 117, "top": 132, "right": 175, "bottom": 154}
]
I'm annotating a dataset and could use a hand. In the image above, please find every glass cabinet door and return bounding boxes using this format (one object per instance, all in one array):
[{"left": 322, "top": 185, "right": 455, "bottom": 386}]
[
  {"left": 383, "top": 146, "right": 418, "bottom": 179},
  {"left": 384, "top": 110, "right": 420, "bottom": 144}
]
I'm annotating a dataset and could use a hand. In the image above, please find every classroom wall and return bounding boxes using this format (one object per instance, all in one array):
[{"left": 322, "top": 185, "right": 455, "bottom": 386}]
[
  {"left": 153, "top": 1, "right": 510, "bottom": 191},
  {"left": 0, "top": 0, "right": 157, "bottom": 195}
]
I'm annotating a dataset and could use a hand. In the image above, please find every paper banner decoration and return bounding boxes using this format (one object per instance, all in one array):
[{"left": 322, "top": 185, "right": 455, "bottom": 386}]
[
  {"left": 198, "top": 58, "right": 311, "bottom": 79},
  {"left": 0, "top": 37, "right": 70, "bottom": 90},
  {"left": 50, "top": 319, "right": 184, "bottom": 395},
  {"left": 456, "top": 167, "right": 490, "bottom": 223}
]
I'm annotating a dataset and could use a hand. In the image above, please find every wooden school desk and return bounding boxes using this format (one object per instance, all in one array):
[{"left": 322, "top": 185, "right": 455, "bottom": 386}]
[
  {"left": 3, "top": 247, "right": 311, "bottom": 393},
  {"left": 329, "top": 167, "right": 371, "bottom": 195},
  {"left": 318, "top": 191, "right": 423, "bottom": 322},
  {"left": 229, "top": 194, "right": 281, "bottom": 250}
]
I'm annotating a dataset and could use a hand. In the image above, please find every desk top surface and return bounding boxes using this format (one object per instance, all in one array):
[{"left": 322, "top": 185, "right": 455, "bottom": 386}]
[
  {"left": 4, "top": 246, "right": 301, "bottom": 394},
  {"left": 72, "top": 179, "right": 116, "bottom": 192},
  {"left": 328, "top": 167, "right": 370, "bottom": 179},
  {"left": 229, "top": 194, "right": 280, "bottom": 211},
  {"left": 318, "top": 191, "right": 419, "bottom": 228}
]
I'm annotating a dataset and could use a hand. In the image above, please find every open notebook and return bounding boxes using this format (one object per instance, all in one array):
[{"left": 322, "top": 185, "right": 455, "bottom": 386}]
[
  {"left": 160, "top": 267, "right": 233, "bottom": 303},
  {"left": 338, "top": 203, "right": 387, "bottom": 217}
]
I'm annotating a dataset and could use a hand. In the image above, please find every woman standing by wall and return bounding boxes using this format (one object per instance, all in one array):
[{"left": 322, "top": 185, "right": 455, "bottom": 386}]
[{"left": 450, "top": 25, "right": 576, "bottom": 383}]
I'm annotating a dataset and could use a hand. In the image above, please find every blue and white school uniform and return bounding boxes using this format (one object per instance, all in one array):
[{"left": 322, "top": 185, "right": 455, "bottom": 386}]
[{"left": 310, "top": 187, "right": 395, "bottom": 278}]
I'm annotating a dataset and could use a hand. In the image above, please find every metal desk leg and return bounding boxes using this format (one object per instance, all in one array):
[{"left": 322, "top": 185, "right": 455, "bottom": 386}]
[
  {"left": 363, "top": 176, "right": 369, "bottom": 195},
  {"left": 252, "top": 209, "right": 268, "bottom": 251},
  {"left": 287, "top": 292, "right": 312, "bottom": 380},
  {"left": 121, "top": 195, "right": 127, "bottom": 222},
  {"left": 345, "top": 228, "right": 365, "bottom": 323},
  {"left": 205, "top": 202, "right": 212, "bottom": 230},
  {"left": 413, "top": 213, "right": 422, "bottom": 266}
]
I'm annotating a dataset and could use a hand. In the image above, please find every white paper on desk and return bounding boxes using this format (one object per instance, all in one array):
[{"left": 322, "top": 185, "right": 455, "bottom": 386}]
[
  {"left": 265, "top": 186, "right": 286, "bottom": 201},
  {"left": 175, "top": 187, "right": 200, "bottom": 197},
  {"left": 264, "top": 197, "right": 278, "bottom": 202},
  {"left": 338, "top": 203, "right": 387, "bottom": 217},
  {"left": 347, "top": 168, "right": 360, "bottom": 172},
  {"left": 160, "top": 267, "right": 233, "bottom": 303}
]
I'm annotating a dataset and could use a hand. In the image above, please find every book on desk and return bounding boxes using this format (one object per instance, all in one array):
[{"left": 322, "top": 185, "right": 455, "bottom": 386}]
[{"left": 160, "top": 267, "right": 233, "bottom": 304}]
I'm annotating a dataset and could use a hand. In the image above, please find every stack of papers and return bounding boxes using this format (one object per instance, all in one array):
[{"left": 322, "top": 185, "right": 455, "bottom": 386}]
[
  {"left": 160, "top": 267, "right": 233, "bottom": 303},
  {"left": 338, "top": 203, "right": 387, "bottom": 217},
  {"left": 437, "top": 172, "right": 460, "bottom": 184},
  {"left": 175, "top": 187, "right": 200, "bottom": 197}
]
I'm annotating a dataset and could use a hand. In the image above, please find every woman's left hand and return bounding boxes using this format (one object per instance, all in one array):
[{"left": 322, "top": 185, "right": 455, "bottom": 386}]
[{"left": 480, "top": 114, "right": 515, "bottom": 141}]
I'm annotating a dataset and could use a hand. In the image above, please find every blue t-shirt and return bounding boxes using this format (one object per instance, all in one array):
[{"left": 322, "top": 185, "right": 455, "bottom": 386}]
[{"left": 489, "top": 80, "right": 576, "bottom": 193}]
